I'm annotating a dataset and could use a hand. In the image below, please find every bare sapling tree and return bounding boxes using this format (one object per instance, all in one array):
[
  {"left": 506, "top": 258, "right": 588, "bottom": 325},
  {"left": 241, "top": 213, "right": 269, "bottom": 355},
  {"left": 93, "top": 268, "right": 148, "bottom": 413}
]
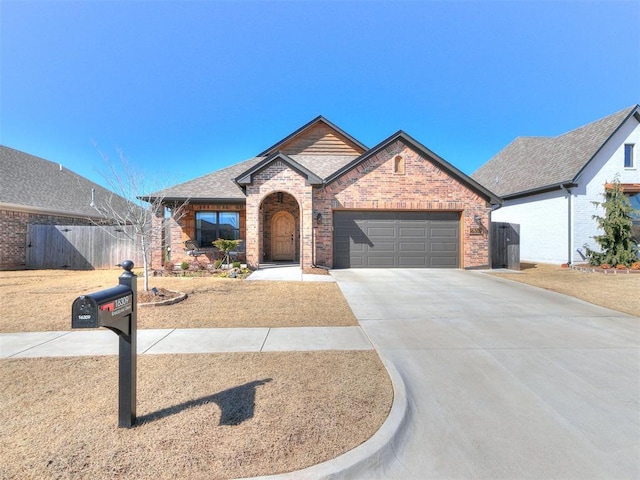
[{"left": 91, "top": 147, "right": 189, "bottom": 291}]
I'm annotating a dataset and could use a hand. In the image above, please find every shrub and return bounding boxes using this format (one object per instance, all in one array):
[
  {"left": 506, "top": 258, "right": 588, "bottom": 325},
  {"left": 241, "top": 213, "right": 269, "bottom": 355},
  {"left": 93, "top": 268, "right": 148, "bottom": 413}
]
[
  {"left": 164, "top": 261, "right": 175, "bottom": 272},
  {"left": 584, "top": 178, "right": 639, "bottom": 268},
  {"left": 214, "top": 259, "right": 224, "bottom": 269},
  {"left": 180, "top": 261, "right": 190, "bottom": 270},
  {"left": 232, "top": 261, "right": 241, "bottom": 268},
  {"left": 600, "top": 263, "right": 611, "bottom": 270},
  {"left": 615, "top": 264, "right": 628, "bottom": 270},
  {"left": 631, "top": 262, "right": 640, "bottom": 270}
]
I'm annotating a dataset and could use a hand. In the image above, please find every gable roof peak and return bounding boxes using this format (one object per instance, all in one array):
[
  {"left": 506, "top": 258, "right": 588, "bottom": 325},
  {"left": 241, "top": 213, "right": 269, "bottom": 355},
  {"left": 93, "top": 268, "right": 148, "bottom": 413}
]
[
  {"left": 257, "top": 115, "right": 367, "bottom": 157},
  {"left": 472, "top": 104, "right": 640, "bottom": 198}
]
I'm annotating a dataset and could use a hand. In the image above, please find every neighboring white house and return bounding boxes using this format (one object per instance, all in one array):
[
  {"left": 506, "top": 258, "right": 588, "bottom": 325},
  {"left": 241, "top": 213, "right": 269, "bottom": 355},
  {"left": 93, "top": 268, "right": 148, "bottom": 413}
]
[{"left": 472, "top": 104, "right": 640, "bottom": 265}]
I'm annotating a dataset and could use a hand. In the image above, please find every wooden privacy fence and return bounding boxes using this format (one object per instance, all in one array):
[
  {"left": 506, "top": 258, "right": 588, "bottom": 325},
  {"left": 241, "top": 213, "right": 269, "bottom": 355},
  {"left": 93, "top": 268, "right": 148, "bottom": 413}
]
[
  {"left": 491, "top": 222, "right": 520, "bottom": 270},
  {"left": 26, "top": 225, "right": 144, "bottom": 270}
]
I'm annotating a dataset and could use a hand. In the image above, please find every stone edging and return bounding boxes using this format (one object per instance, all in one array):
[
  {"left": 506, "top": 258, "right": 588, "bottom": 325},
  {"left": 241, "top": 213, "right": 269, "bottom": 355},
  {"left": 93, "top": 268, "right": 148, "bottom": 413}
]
[
  {"left": 571, "top": 264, "right": 640, "bottom": 275},
  {"left": 138, "top": 291, "right": 188, "bottom": 307}
]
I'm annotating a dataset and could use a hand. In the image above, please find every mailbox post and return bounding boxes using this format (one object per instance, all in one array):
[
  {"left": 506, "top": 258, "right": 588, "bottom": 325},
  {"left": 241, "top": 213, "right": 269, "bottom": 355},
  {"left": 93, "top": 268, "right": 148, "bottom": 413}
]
[{"left": 71, "top": 260, "right": 137, "bottom": 428}]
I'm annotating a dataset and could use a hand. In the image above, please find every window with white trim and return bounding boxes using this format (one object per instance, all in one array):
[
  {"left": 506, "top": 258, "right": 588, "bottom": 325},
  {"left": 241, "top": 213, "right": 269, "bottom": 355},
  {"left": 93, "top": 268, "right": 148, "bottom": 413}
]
[
  {"left": 195, "top": 211, "right": 240, "bottom": 247},
  {"left": 624, "top": 144, "right": 635, "bottom": 168}
]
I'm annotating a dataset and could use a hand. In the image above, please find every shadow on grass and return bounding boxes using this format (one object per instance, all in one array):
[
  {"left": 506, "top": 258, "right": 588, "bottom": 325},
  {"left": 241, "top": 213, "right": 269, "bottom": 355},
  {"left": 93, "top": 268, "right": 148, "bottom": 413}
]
[{"left": 136, "top": 378, "right": 272, "bottom": 427}]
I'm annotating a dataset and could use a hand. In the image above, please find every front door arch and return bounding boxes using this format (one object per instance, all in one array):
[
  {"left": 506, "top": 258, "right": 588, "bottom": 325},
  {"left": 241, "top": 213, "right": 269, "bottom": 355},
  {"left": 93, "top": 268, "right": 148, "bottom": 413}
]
[{"left": 271, "top": 211, "right": 295, "bottom": 261}]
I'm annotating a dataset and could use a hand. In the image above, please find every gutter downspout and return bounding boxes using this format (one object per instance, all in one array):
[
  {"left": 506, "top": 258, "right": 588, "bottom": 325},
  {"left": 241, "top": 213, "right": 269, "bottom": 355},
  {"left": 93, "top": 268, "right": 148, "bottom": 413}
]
[{"left": 562, "top": 185, "right": 573, "bottom": 265}]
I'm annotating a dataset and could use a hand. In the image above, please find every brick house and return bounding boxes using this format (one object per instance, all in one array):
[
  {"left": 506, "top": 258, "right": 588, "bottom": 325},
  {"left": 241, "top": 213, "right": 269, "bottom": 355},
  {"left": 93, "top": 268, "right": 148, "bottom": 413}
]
[
  {"left": 146, "top": 117, "right": 501, "bottom": 270},
  {"left": 472, "top": 104, "right": 640, "bottom": 265},
  {"left": 0, "top": 145, "right": 132, "bottom": 270}
]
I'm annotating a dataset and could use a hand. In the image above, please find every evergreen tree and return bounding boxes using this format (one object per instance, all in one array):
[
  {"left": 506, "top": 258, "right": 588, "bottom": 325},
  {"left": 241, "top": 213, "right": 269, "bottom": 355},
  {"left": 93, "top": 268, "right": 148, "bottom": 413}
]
[{"left": 584, "top": 178, "right": 639, "bottom": 267}]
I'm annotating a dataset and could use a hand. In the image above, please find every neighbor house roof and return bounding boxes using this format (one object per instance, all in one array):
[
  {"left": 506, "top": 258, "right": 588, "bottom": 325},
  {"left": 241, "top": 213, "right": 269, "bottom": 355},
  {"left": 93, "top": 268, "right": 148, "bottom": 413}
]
[
  {"left": 0, "top": 145, "right": 133, "bottom": 219},
  {"left": 472, "top": 104, "right": 640, "bottom": 199}
]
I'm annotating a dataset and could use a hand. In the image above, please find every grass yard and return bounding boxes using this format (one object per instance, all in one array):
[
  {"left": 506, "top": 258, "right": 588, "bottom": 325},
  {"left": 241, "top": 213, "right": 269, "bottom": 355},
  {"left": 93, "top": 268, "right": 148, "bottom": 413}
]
[
  {"left": 490, "top": 263, "right": 640, "bottom": 317},
  {"left": 0, "top": 269, "right": 357, "bottom": 332},
  {"left": 0, "top": 269, "right": 390, "bottom": 479},
  {"left": 0, "top": 351, "right": 392, "bottom": 479}
]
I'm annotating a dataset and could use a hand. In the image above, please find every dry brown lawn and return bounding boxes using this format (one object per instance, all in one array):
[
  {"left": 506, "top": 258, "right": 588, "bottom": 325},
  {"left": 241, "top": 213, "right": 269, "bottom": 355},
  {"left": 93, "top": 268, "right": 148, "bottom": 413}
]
[
  {"left": 0, "top": 270, "right": 357, "bottom": 332},
  {"left": 0, "top": 351, "right": 392, "bottom": 479},
  {"left": 0, "top": 270, "right": 390, "bottom": 479},
  {"left": 491, "top": 263, "right": 640, "bottom": 317}
]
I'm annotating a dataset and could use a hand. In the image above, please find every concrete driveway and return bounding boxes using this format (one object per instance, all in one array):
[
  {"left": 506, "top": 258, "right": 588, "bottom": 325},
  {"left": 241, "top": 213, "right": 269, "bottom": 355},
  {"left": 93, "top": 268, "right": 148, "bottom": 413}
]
[{"left": 332, "top": 269, "right": 640, "bottom": 480}]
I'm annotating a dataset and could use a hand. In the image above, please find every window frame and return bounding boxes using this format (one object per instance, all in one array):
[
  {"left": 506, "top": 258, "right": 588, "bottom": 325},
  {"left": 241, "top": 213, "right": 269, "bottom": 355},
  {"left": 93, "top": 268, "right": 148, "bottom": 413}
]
[
  {"left": 195, "top": 211, "right": 240, "bottom": 248},
  {"left": 624, "top": 144, "right": 635, "bottom": 169}
]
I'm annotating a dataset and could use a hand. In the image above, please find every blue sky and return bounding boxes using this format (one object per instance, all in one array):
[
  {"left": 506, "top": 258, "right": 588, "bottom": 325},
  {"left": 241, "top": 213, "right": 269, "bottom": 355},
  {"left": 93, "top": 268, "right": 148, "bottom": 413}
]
[{"left": 1, "top": 0, "right": 639, "bottom": 193}]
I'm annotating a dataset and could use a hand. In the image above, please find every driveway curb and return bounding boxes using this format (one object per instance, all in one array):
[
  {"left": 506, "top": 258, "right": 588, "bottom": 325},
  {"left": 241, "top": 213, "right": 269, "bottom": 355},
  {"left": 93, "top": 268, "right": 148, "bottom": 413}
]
[{"left": 240, "top": 359, "right": 408, "bottom": 480}]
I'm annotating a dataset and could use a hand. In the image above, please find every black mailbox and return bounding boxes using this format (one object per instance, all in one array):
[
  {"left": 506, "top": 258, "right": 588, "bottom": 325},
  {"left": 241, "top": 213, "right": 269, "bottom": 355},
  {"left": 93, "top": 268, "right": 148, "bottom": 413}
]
[
  {"left": 70, "top": 260, "right": 137, "bottom": 428},
  {"left": 72, "top": 284, "right": 133, "bottom": 335}
]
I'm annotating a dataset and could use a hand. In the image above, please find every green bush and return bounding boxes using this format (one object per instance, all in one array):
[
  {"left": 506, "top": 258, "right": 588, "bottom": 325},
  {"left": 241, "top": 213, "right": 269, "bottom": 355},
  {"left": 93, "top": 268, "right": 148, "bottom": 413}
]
[{"left": 584, "top": 178, "right": 639, "bottom": 267}]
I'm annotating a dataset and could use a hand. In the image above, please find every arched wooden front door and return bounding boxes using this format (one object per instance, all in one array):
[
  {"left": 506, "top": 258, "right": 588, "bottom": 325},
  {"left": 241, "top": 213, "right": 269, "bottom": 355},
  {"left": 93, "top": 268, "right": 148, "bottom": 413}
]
[{"left": 271, "top": 211, "right": 295, "bottom": 261}]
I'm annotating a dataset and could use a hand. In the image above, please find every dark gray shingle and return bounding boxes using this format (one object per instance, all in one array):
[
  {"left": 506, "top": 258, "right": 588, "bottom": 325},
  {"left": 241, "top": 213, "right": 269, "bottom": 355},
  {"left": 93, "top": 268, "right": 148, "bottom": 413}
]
[
  {"left": 472, "top": 105, "right": 639, "bottom": 197},
  {"left": 0, "top": 145, "right": 132, "bottom": 218}
]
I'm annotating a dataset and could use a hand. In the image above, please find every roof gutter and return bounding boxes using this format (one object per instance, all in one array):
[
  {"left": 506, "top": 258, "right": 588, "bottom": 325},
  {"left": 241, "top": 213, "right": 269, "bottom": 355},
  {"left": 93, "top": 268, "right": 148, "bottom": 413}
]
[
  {"left": 502, "top": 182, "right": 578, "bottom": 200},
  {"left": 0, "top": 201, "right": 107, "bottom": 220}
]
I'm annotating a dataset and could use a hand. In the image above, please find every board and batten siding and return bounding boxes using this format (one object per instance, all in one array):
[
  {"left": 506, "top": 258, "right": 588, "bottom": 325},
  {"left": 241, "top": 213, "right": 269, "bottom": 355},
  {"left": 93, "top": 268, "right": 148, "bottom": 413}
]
[{"left": 279, "top": 123, "right": 364, "bottom": 156}]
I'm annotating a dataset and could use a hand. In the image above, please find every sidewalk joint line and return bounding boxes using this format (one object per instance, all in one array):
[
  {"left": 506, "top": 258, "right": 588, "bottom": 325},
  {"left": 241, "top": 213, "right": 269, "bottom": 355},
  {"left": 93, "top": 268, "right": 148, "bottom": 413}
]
[
  {"left": 140, "top": 329, "right": 176, "bottom": 354},
  {"left": 5, "top": 331, "right": 71, "bottom": 358},
  {"left": 260, "top": 328, "right": 271, "bottom": 352}
]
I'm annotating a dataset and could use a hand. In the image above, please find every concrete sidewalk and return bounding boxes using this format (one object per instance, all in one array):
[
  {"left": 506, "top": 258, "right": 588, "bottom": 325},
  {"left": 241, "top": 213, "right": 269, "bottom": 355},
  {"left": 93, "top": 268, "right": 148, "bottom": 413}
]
[
  {"left": 0, "top": 326, "right": 372, "bottom": 358},
  {"left": 246, "top": 263, "right": 335, "bottom": 282}
]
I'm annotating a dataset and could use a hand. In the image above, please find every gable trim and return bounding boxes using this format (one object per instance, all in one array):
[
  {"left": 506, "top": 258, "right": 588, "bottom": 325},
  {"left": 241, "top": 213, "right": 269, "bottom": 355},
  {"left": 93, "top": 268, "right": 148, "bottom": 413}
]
[
  {"left": 257, "top": 116, "right": 368, "bottom": 157},
  {"left": 235, "top": 151, "right": 323, "bottom": 186},
  {"left": 325, "top": 131, "right": 502, "bottom": 205},
  {"left": 571, "top": 104, "right": 640, "bottom": 184}
]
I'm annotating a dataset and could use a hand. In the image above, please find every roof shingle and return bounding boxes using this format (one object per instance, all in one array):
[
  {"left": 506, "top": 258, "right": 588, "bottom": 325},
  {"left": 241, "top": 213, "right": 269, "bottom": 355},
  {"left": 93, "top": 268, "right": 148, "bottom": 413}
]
[
  {"left": 0, "top": 145, "right": 132, "bottom": 218},
  {"left": 472, "top": 105, "right": 640, "bottom": 197}
]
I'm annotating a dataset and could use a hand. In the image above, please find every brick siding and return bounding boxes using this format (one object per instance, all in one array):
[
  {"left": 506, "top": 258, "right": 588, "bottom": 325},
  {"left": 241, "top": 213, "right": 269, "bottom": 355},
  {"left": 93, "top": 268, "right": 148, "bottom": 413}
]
[
  {"left": 152, "top": 141, "right": 492, "bottom": 270},
  {"left": 314, "top": 140, "right": 491, "bottom": 268}
]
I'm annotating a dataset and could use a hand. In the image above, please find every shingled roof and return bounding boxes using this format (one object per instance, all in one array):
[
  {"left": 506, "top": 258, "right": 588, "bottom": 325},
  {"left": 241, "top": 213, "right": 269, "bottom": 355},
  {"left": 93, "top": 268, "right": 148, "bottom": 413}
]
[
  {"left": 0, "top": 145, "right": 133, "bottom": 219},
  {"left": 472, "top": 105, "right": 640, "bottom": 198},
  {"left": 144, "top": 116, "right": 364, "bottom": 202}
]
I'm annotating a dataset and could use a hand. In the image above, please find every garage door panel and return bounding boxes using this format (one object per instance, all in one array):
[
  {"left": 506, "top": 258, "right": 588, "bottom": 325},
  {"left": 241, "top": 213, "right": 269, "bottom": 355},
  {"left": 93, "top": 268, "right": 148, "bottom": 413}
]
[
  {"left": 367, "top": 256, "right": 396, "bottom": 267},
  {"left": 333, "top": 211, "right": 460, "bottom": 268},
  {"left": 372, "top": 242, "right": 396, "bottom": 252},
  {"left": 368, "top": 227, "right": 395, "bottom": 236},
  {"left": 430, "top": 242, "right": 458, "bottom": 253},
  {"left": 431, "top": 227, "right": 458, "bottom": 238},
  {"left": 399, "top": 256, "right": 428, "bottom": 267},
  {"left": 399, "top": 242, "right": 427, "bottom": 252},
  {"left": 399, "top": 227, "right": 428, "bottom": 237}
]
